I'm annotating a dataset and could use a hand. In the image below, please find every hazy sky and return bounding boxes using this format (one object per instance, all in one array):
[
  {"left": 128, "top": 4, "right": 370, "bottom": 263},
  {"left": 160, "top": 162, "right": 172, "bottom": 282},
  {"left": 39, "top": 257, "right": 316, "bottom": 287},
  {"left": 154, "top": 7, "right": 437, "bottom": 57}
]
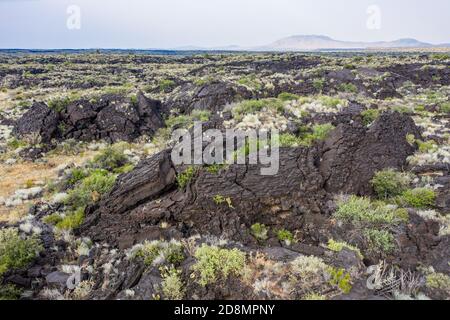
[{"left": 0, "top": 0, "right": 449, "bottom": 49}]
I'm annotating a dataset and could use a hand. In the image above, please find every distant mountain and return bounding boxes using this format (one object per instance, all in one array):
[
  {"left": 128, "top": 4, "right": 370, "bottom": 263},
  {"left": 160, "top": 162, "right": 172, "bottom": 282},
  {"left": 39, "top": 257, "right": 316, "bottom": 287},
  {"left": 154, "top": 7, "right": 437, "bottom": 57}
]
[{"left": 255, "top": 35, "right": 436, "bottom": 51}]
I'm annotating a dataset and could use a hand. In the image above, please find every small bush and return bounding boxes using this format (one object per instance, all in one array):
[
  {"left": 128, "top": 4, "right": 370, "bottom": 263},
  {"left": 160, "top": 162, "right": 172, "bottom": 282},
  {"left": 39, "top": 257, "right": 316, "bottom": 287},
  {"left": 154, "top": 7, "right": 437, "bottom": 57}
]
[
  {"left": 0, "top": 284, "right": 22, "bottom": 300},
  {"left": 131, "top": 240, "right": 184, "bottom": 266},
  {"left": 371, "top": 169, "right": 411, "bottom": 199},
  {"left": 65, "top": 170, "right": 116, "bottom": 209},
  {"left": 327, "top": 267, "right": 352, "bottom": 294},
  {"left": 337, "top": 83, "right": 357, "bottom": 93},
  {"left": 313, "top": 78, "right": 325, "bottom": 91},
  {"left": 290, "top": 255, "right": 328, "bottom": 280},
  {"left": 363, "top": 228, "right": 395, "bottom": 254},
  {"left": 161, "top": 266, "right": 184, "bottom": 300},
  {"left": 42, "top": 213, "right": 63, "bottom": 225},
  {"left": 0, "top": 228, "right": 43, "bottom": 276},
  {"left": 159, "top": 79, "right": 175, "bottom": 92},
  {"left": 279, "top": 133, "right": 304, "bottom": 147},
  {"left": 55, "top": 207, "right": 85, "bottom": 230},
  {"left": 212, "top": 195, "right": 233, "bottom": 208},
  {"left": 176, "top": 166, "right": 197, "bottom": 190},
  {"left": 191, "top": 245, "right": 246, "bottom": 286},
  {"left": 67, "top": 168, "right": 88, "bottom": 186},
  {"left": 92, "top": 146, "right": 129, "bottom": 171},
  {"left": 361, "top": 109, "right": 380, "bottom": 126},
  {"left": 426, "top": 272, "right": 450, "bottom": 291},
  {"left": 327, "top": 239, "right": 363, "bottom": 259},
  {"left": 277, "top": 229, "right": 294, "bottom": 245},
  {"left": 439, "top": 102, "right": 450, "bottom": 113},
  {"left": 417, "top": 140, "right": 437, "bottom": 153},
  {"left": 190, "top": 109, "right": 211, "bottom": 122},
  {"left": 232, "top": 98, "right": 284, "bottom": 121},
  {"left": 250, "top": 223, "right": 268, "bottom": 241},
  {"left": 278, "top": 92, "right": 299, "bottom": 101},
  {"left": 399, "top": 188, "right": 436, "bottom": 208},
  {"left": 334, "top": 196, "right": 405, "bottom": 226}
]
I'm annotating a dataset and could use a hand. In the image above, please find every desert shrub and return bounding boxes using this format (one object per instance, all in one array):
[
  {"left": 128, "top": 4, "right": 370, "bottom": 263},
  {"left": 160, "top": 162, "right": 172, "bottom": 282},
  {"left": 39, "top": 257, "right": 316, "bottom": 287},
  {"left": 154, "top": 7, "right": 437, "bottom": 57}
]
[
  {"left": 212, "top": 195, "right": 233, "bottom": 208},
  {"left": 363, "top": 228, "right": 395, "bottom": 254},
  {"left": 439, "top": 102, "right": 450, "bottom": 113},
  {"left": 334, "top": 196, "right": 407, "bottom": 226},
  {"left": 426, "top": 272, "right": 450, "bottom": 291},
  {"left": 250, "top": 223, "right": 268, "bottom": 241},
  {"left": 0, "top": 284, "right": 22, "bottom": 300},
  {"left": 327, "top": 267, "right": 352, "bottom": 294},
  {"left": 65, "top": 170, "right": 116, "bottom": 209},
  {"left": 191, "top": 245, "right": 246, "bottom": 286},
  {"left": 159, "top": 79, "right": 175, "bottom": 92},
  {"left": 205, "top": 164, "right": 226, "bottom": 174},
  {"left": 398, "top": 188, "right": 436, "bottom": 208},
  {"left": 47, "top": 96, "right": 74, "bottom": 112},
  {"left": 278, "top": 92, "right": 299, "bottom": 101},
  {"left": 0, "top": 228, "right": 43, "bottom": 276},
  {"left": 430, "top": 53, "right": 449, "bottom": 60},
  {"left": 237, "top": 76, "right": 261, "bottom": 90},
  {"left": 176, "top": 166, "right": 198, "bottom": 190},
  {"left": 91, "top": 146, "right": 129, "bottom": 171},
  {"left": 165, "top": 114, "right": 192, "bottom": 130},
  {"left": 361, "top": 109, "right": 380, "bottom": 126},
  {"left": 309, "top": 123, "right": 334, "bottom": 141},
  {"left": 67, "top": 168, "right": 88, "bottom": 186},
  {"left": 371, "top": 169, "right": 411, "bottom": 199},
  {"left": 190, "top": 109, "right": 211, "bottom": 122},
  {"left": 337, "top": 83, "right": 357, "bottom": 93},
  {"left": 313, "top": 78, "right": 325, "bottom": 91},
  {"left": 290, "top": 255, "right": 328, "bottom": 280},
  {"left": 232, "top": 98, "right": 284, "bottom": 121},
  {"left": 7, "top": 138, "right": 27, "bottom": 150},
  {"left": 417, "top": 140, "right": 437, "bottom": 153},
  {"left": 327, "top": 239, "right": 363, "bottom": 259},
  {"left": 55, "top": 207, "right": 85, "bottom": 230},
  {"left": 42, "top": 213, "right": 63, "bottom": 225},
  {"left": 131, "top": 240, "right": 184, "bottom": 266},
  {"left": 317, "top": 96, "right": 345, "bottom": 108},
  {"left": 279, "top": 133, "right": 304, "bottom": 147},
  {"left": 161, "top": 266, "right": 184, "bottom": 300},
  {"left": 277, "top": 229, "right": 294, "bottom": 245}
]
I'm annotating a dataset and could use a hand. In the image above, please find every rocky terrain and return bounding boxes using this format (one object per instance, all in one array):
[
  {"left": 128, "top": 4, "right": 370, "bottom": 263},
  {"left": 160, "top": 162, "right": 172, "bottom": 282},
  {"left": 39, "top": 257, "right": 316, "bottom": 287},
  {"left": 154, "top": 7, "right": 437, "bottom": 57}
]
[{"left": 0, "top": 52, "right": 449, "bottom": 300}]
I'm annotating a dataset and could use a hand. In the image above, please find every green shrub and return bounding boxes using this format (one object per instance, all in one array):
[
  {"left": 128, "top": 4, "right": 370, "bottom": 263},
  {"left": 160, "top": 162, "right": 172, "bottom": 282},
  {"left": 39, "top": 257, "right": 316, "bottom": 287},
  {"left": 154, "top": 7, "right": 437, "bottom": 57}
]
[
  {"left": 371, "top": 169, "right": 411, "bottom": 199},
  {"left": 279, "top": 133, "right": 305, "bottom": 147},
  {"left": 327, "top": 267, "right": 352, "bottom": 294},
  {"left": 277, "top": 229, "right": 294, "bottom": 245},
  {"left": 363, "top": 228, "right": 395, "bottom": 254},
  {"left": 42, "top": 213, "right": 63, "bottom": 225},
  {"left": 55, "top": 207, "right": 85, "bottom": 230},
  {"left": 327, "top": 239, "right": 363, "bottom": 259},
  {"left": 7, "top": 138, "right": 27, "bottom": 150},
  {"left": 0, "top": 228, "right": 43, "bottom": 276},
  {"left": 205, "top": 164, "right": 226, "bottom": 174},
  {"left": 0, "top": 284, "right": 22, "bottom": 300},
  {"left": 361, "top": 109, "right": 380, "bottom": 126},
  {"left": 237, "top": 76, "right": 261, "bottom": 90},
  {"left": 278, "top": 92, "right": 299, "bottom": 101},
  {"left": 161, "top": 266, "right": 184, "bottom": 300},
  {"left": 212, "top": 195, "right": 233, "bottom": 208},
  {"left": 317, "top": 96, "right": 345, "bottom": 108},
  {"left": 67, "top": 168, "right": 88, "bottom": 186},
  {"left": 337, "top": 83, "right": 357, "bottom": 93},
  {"left": 159, "top": 79, "right": 175, "bottom": 92},
  {"left": 313, "top": 78, "right": 325, "bottom": 91},
  {"left": 176, "top": 166, "right": 197, "bottom": 190},
  {"left": 165, "top": 114, "right": 192, "bottom": 130},
  {"left": 132, "top": 240, "right": 185, "bottom": 266},
  {"left": 398, "top": 188, "right": 436, "bottom": 208},
  {"left": 426, "top": 272, "right": 450, "bottom": 290},
  {"left": 92, "top": 146, "right": 129, "bottom": 171},
  {"left": 334, "top": 196, "right": 406, "bottom": 226},
  {"left": 250, "top": 223, "right": 268, "bottom": 241},
  {"left": 439, "top": 102, "right": 450, "bottom": 113},
  {"left": 417, "top": 140, "right": 437, "bottom": 153},
  {"left": 232, "top": 98, "right": 284, "bottom": 121},
  {"left": 48, "top": 96, "right": 74, "bottom": 112},
  {"left": 65, "top": 170, "right": 116, "bottom": 209},
  {"left": 191, "top": 245, "right": 246, "bottom": 286},
  {"left": 191, "top": 109, "right": 211, "bottom": 122}
]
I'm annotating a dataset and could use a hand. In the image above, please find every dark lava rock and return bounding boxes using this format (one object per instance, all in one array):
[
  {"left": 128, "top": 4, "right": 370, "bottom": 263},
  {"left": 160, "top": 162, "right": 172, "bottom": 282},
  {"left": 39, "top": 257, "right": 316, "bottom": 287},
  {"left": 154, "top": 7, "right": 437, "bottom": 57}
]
[
  {"left": 79, "top": 112, "right": 421, "bottom": 248},
  {"left": 320, "top": 112, "right": 421, "bottom": 196},
  {"left": 13, "top": 102, "right": 60, "bottom": 143},
  {"left": 164, "top": 81, "right": 252, "bottom": 115},
  {"left": 12, "top": 92, "right": 164, "bottom": 145}
]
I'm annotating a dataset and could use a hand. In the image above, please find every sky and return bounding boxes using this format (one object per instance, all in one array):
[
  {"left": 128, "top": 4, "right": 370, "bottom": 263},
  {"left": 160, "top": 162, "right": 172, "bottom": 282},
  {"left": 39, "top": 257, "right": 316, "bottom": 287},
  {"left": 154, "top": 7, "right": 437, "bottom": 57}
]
[{"left": 0, "top": 0, "right": 449, "bottom": 49}]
